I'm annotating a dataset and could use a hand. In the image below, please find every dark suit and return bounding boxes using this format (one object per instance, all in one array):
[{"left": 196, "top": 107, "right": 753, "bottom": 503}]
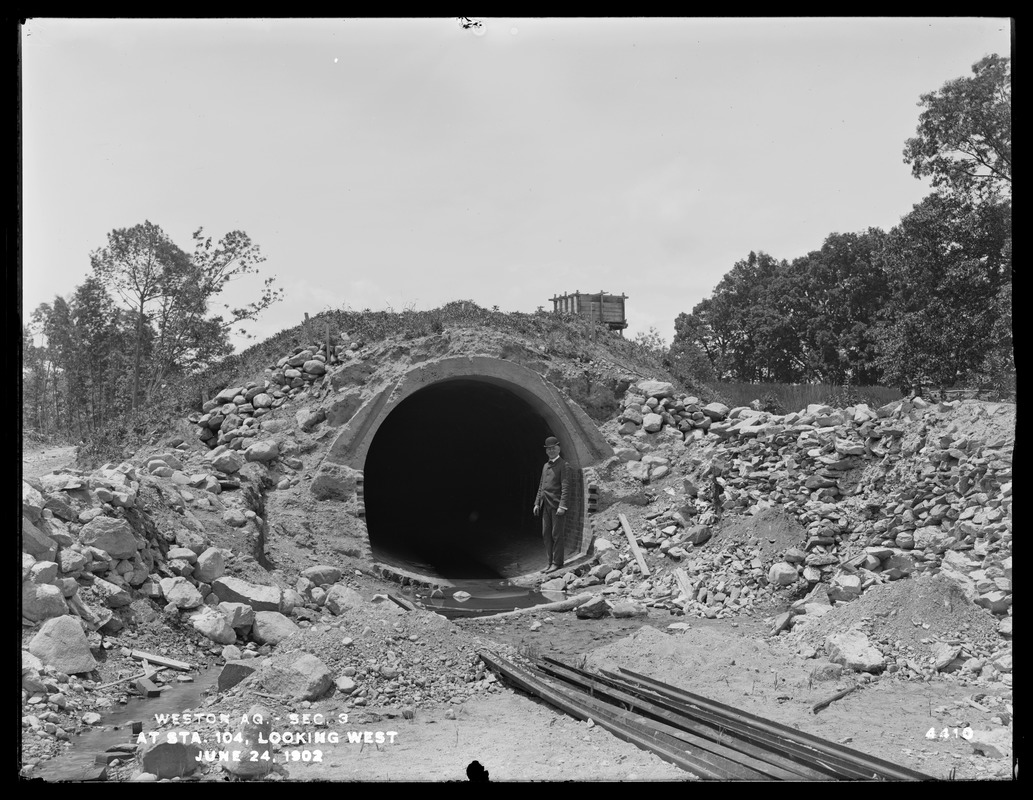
[{"left": 536, "top": 456, "right": 571, "bottom": 568}]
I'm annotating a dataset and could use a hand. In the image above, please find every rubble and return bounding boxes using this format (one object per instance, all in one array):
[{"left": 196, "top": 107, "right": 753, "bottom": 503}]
[{"left": 582, "top": 380, "right": 1012, "bottom": 679}]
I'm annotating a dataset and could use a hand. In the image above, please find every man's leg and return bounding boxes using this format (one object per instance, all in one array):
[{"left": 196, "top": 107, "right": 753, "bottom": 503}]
[
  {"left": 550, "top": 512, "right": 566, "bottom": 569},
  {"left": 542, "top": 506, "right": 555, "bottom": 566}
]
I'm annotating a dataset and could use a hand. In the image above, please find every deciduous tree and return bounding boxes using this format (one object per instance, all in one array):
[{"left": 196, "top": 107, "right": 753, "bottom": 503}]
[
  {"left": 903, "top": 54, "right": 1011, "bottom": 202},
  {"left": 90, "top": 222, "right": 282, "bottom": 407}
]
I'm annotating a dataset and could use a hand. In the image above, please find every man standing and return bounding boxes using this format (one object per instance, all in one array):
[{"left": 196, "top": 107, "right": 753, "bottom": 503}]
[{"left": 533, "top": 436, "right": 571, "bottom": 572}]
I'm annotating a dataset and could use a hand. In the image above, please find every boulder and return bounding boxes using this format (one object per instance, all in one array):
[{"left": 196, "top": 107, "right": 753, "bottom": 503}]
[
  {"left": 138, "top": 741, "right": 200, "bottom": 780},
  {"left": 684, "top": 526, "right": 712, "bottom": 547},
  {"left": 975, "top": 591, "right": 1012, "bottom": 615},
  {"left": 828, "top": 574, "right": 863, "bottom": 602},
  {"left": 301, "top": 565, "right": 343, "bottom": 586},
  {"left": 189, "top": 607, "right": 237, "bottom": 645},
  {"left": 219, "top": 602, "right": 256, "bottom": 630},
  {"left": 969, "top": 728, "right": 1012, "bottom": 760},
  {"left": 194, "top": 547, "right": 225, "bottom": 583},
  {"left": 214, "top": 386, "right": 245, "bottom": 404},
  {"left": 92, "top": 577, "right": 132, "bottom": 608},
  {"left": 22, "top": 516, "right": 59, "bottom": 561},
  {"left": 251, "top": 611, "right": 300, "bottom": 645},
  {"left": 768, "top": 562, "right": 799, "bottom": 586},
  {"left": 166, "top": 547, "right": 198, "bottom": 564},
  {"left": 931, "top": 642, "right": 964, "bottom": 672},
  {"left": 257, "top": 653, "right": 333, "bottom": 701},
  {"left": 28, "top": 560, "right": 59, "bottom": 584},
  {"left": 324, "top": 584, "right": 364, "bottom": 615},
  {"left": 28, "top": 615, "right": 98, "bottom": 674},
  {"left": 245, "top": 440, "right": 280, "bottom": 463},
  {"left": 212, "top": 577, "right": 282, "bottom": 612},
  {"left": 635, "top": 380, "right": 676, "bottom": 399},
  {"left": 218, "top": 660, "right": 258, "bottom": 692},
  {"left": 79, "top": 516, "right": 140, "bottom": 559},
  {"left": 701, "top": 402, "right": 730, "bottom": 421},
  {"left": 310, "top": 463, "right": 362, "bottom": 501},
  {"left": 22, "top": 481, "right": 45, "bottom": 522},
  {"left": 159, "top": 577, "right": 204, "bottom": 610},
  {"left": 825, "top": 629, "right": 885, "bottom": 673},
  {"left": 575, "top": 596, "right": 609, "bottom": 619},
  {"left": 22, "top": 582, "right": 69, "bottom": 622},
  {"left": 642, "top": 413, "right": 664, "bottom": 433},
  {"left": 619, "top": 407, "right": 644, "bottom": 426},
  {"left": 222, "top": 509, "right": 248, "bottom": 528},
  {"left": 211, "top": 451, "right": 244, "bottom": 474}
]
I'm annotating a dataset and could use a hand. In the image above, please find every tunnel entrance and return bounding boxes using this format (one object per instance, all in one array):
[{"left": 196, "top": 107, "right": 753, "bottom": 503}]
[{"left": 363, "top": 378, "right": 563, "bottom": 581}]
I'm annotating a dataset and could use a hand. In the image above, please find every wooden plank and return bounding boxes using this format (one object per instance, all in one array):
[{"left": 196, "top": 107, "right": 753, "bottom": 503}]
[
  {"left": 618, "top": 513, "right": 651, "bottom": 577},
  {"left": 587, "top": 665, "right": 879, "bottom": 781},
  {"left": 478, "top": 651, "right": 729, "bottom": 779},
  {"left": 537, "top": 659, "right": 826, "bottom": 781},
  {"left": 673, "top": 568, "right": 694, "bottom": 601},
  {"left": 812, "top": 683, "right": 860, "bottom": 714},
  {"left": 134, "top": 677, "right": 162, "bottom": 698},
  {"left": 130, "top": 650, "right": 193, "bottom": 671},
  {"left": 388, "top": 593, "right": 418, "bottom": 612},
  {"left": 95, "top": 667, "right": 163, "bottom": 691},
  {"left": 473, "top": 593, "right": 594, "bottom": 620},
  {"left": 612, "top": 666, "right": 932, "bottom": 781}
]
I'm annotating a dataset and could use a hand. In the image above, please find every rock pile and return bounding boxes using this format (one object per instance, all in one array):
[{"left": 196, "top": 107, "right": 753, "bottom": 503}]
[
  {"left": 571, "top": 380, "right": 1014, "bottom": 677},
  {"left": 598, "top": 380, "right": 1012, "bottom": 608},
  {"left": 190, "top": 339, "right": 359, "bottom": 449},
  {"left": 787, "top": 574, "right": 1011, "bottom": 683},
  {"left": 231, "top": 594, "right": 501, "bottom": 709}
]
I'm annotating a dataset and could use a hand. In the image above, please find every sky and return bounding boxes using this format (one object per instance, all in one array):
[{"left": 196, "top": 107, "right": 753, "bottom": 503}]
[{"left": 20, "top": 17, "right": 1012, "bottom": 350}]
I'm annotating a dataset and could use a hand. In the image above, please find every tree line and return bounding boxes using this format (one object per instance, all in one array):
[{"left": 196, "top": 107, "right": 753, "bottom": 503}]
[
  {"left": 663, "top": 54, "right": 1011, "bottom": 395},
  {"left": 23, "top": 222, "right": 282, "bottom": 439}
]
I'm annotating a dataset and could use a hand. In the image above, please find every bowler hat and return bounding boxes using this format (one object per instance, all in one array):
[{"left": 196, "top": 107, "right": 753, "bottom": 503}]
[{"left": 544, "top": 436, "right": 560, "bottom": 447}]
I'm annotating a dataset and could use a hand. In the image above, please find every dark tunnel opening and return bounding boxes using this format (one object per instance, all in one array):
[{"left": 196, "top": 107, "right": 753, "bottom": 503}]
[{"left": 363, "top": 379, "right": 557, "bottom": 580}]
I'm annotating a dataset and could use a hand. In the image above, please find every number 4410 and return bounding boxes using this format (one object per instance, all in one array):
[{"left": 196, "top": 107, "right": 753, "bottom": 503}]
[{"left": 927, "top": 727, "right": 973, "bottom": 740}]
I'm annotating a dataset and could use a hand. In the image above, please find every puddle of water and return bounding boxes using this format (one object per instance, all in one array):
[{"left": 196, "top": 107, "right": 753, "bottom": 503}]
[
  {"left": 412, "top": 578, "right": 562, "bottom": 619},
  {"left": 34, "top": 666, "right": 222, "bottom": 782}
]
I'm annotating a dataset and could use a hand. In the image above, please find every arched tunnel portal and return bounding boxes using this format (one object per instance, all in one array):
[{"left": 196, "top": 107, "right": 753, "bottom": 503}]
[{"left": 326, "top": 357, "right": 613, "bottom": 583}]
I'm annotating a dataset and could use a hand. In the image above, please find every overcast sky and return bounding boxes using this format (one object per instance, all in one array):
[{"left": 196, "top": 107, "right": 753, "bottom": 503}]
[{"left": 20, "top": 17, "right": 1012, "bottom": 349}]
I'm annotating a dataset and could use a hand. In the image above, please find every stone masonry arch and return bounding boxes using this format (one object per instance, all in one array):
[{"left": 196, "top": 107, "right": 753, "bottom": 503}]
[{"left": 325, "top": 356, "right": 614, "bottom": 578}]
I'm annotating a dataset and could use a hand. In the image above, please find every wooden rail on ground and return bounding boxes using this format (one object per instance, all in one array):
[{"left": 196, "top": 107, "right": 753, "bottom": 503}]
[{"left": 618, "top": 513, "right": 651, "bottom": 577}]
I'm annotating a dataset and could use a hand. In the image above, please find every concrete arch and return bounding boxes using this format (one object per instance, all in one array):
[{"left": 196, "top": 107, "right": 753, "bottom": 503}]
[{"left": 326, "top": 356, "right": 613, "bottom": 470}]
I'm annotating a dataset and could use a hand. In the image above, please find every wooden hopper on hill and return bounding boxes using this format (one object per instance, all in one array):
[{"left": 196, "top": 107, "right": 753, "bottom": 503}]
[{"left": 550, "top": 290, "right": 628, "bottom": 333}]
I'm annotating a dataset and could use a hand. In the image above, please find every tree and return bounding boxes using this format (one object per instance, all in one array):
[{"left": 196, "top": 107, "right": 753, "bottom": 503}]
[
  {"left": 903, "top": 54, "right": 1011, "bottom": 202},
  {"left": 667, "top": 317, "right": 717, "bottom": 385},
  {"left": 632, "top": 326, "right": 667, "bottom": 355},
  {"left": 874, "top": 193, "right": 1011, "bottom": 390},
  {"left": 90, "top": 221, "right": 191, "bottom": 409},
  {"left": 91, "top": 222, "right": 282, "bottom": 407},
  {"left": 70, "top": 277, "right": 129, "bottom": 431},
  {"left": 776, "top": 230, "right": 889, "bottom": 385},
  {"left": 682, "top": 251, "right": 798, "bottom": 382}
]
